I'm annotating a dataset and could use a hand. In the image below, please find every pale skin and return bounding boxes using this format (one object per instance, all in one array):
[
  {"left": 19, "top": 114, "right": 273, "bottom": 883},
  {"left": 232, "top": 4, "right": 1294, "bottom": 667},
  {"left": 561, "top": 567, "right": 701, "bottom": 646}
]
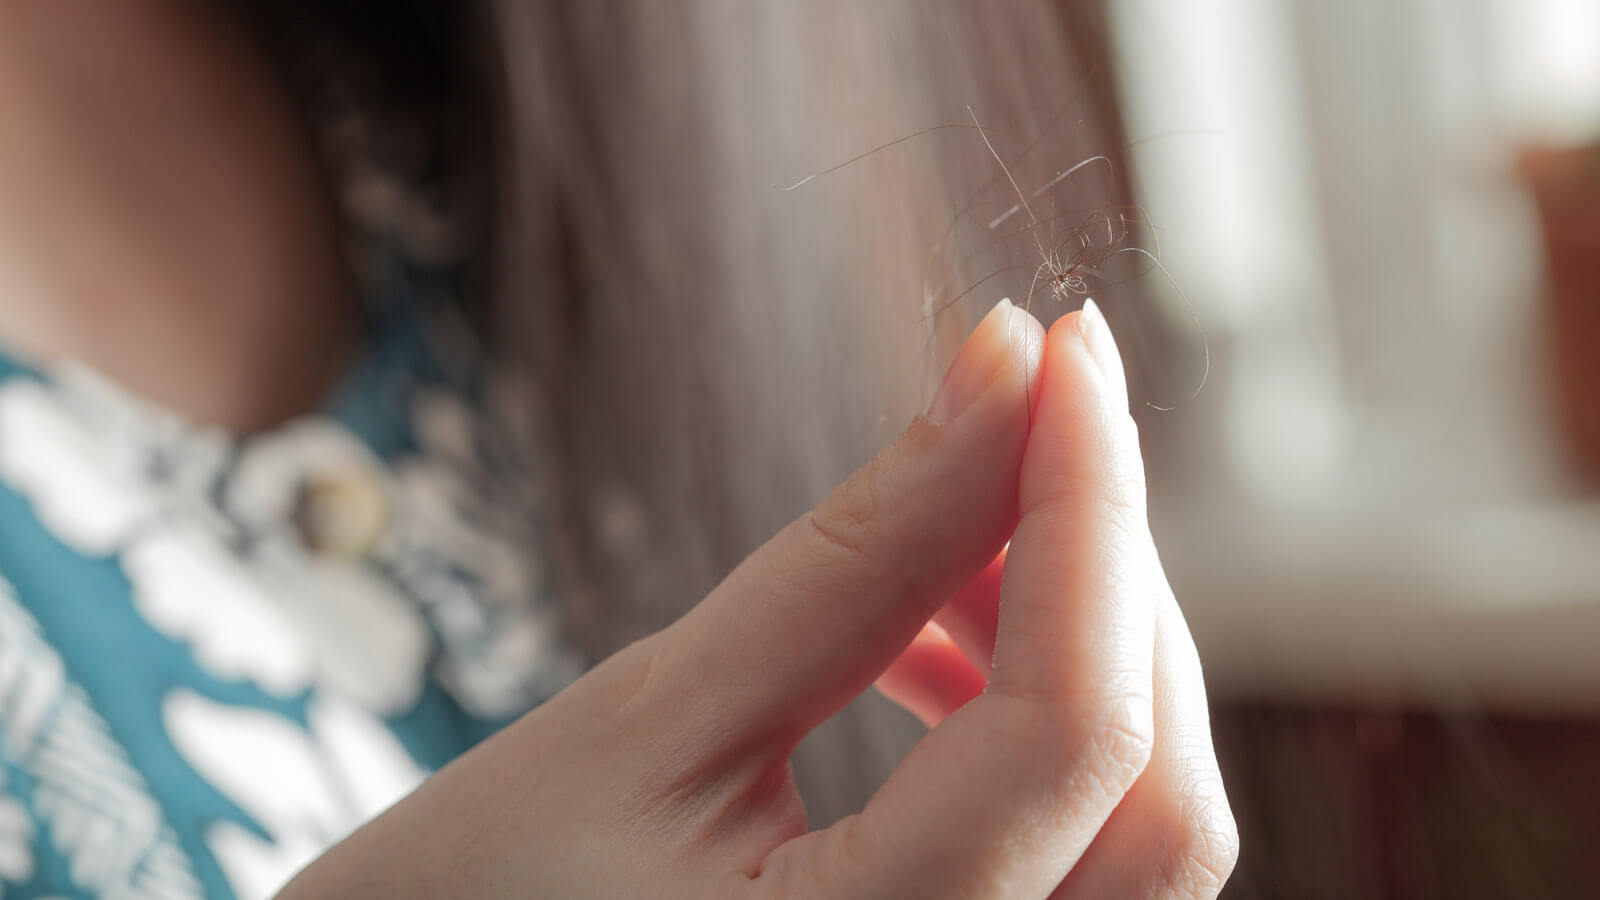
[{"left": 0, "top": 3, "right": 1237, "bottom": 898}]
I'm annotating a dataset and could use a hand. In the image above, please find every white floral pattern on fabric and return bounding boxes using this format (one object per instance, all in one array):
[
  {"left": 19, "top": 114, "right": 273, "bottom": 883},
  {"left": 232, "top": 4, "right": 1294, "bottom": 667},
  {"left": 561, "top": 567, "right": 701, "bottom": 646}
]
[
  {"left": 0, "top": 368, "right": 231, "bottom": 556},
  {"left": 0, "top": 305, "right": 583, "bottom": 898},
  {"left": 224, "top": 421, "right": 392, "bottom": 551},
  {"left": 124, "top": 526, "right": 315, "bottom": 698},
  {"left": 222, "top": 422, "right": 432, "bottom": 714},
  {"left": 0, "top": 772, "right": 33, "bottom": 887},
  {"left": 256, "top": 558, "right": 431, "bottom": 715},
  {"left": 0, "top": 575, "right": 204, "bottom": 898},
  {"left": 164, "top": 690, "right": 425, "bottom": 898},
  {"left": 382, "top": 379, "right": 582, "bottom": 718},
  {"left": 0, "top": 379, "right": 160, "bottom": 556},
  {"left": 0, "top": 372, "right": 437, "bottom": 716}
]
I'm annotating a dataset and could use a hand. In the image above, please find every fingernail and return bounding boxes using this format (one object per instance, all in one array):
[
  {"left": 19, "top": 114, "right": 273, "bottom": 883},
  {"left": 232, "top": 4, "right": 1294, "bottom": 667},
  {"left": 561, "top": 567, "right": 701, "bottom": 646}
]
[
  {"left": 928, "top": 299, "right": 1018, "bottom": 424},
  {"left": 1077, "top": 299, "right": 1128, "bottom": 405}
]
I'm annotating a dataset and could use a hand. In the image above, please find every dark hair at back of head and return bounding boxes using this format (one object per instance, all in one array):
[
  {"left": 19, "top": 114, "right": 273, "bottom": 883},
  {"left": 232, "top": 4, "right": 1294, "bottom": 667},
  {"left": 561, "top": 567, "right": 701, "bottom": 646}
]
[{"left": 222, "top": 0, "right": 500, "bottom": 314}]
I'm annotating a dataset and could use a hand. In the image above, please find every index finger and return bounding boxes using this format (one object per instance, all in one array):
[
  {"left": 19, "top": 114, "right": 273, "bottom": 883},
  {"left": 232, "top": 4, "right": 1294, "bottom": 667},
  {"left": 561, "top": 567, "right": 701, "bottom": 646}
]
[{"left": 762, "top": 303, "right": 1160, "bottom": 898}]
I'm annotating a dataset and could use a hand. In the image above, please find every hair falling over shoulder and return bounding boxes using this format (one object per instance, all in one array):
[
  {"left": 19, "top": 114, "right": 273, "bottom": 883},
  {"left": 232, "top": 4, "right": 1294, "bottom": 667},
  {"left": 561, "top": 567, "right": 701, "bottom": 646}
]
[{"left": 246, "top": 0, "right": 1140, "bottom": 824}]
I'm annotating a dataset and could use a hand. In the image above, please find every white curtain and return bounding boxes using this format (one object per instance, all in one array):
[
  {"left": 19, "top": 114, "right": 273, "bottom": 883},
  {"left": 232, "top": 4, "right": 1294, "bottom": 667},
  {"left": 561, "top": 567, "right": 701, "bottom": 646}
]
[{"left": 1110, "top": 0, "right": 1600, "bottom": 707}]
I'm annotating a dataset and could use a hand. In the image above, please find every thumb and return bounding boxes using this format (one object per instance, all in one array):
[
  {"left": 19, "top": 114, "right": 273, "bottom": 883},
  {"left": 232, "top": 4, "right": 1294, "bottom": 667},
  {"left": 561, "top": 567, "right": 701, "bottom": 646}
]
[{"left": 656, "top": 299, "right": 1043, "bottom": 747}]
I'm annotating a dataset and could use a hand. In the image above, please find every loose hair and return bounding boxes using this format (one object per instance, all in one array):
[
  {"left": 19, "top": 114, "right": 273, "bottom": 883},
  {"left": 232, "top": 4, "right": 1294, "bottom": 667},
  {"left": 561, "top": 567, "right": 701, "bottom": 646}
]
[{"left": 240, "top": 0, "right": 1135, "bottom": 824}]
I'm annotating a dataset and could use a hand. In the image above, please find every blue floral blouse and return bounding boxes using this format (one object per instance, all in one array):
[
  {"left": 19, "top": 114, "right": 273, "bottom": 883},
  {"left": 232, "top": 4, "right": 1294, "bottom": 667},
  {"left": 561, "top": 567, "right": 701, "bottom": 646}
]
[{"left": 0, "top": 275, "right": 581, "bottom": 898}]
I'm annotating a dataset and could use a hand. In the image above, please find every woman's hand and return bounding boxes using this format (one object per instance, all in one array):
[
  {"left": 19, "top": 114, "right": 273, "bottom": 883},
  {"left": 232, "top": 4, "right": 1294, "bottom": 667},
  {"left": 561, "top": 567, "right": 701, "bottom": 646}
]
[{"left": 282, "top": 299, "right": 1237, "bottom": 899}]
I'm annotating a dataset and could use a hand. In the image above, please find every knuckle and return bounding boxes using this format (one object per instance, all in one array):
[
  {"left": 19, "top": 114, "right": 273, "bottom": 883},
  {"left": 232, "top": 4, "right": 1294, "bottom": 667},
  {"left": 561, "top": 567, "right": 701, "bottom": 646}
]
[
  {"left": 1027, "top": 460, "right": 1149, "bottom": 545},
  {"left": 806, "top": 506, "right": 874, "bottom": 567},
  {"left": 803, "top": 418, "right": 944, "bottom": 592},
  {"left": 1094, "top": 465, "right": 1149, "bottom": 536},
  {"left": 1076, "top": 694, "right": 1156, "bottom": 797},
  {"left": 1156, "top": 787, "right": 1240, "bottom": 897},
  {"left": 1009, "top": 688, "right": 1154, "bottom": 803},
  {"left": 756, "top": 816, "right": 874, "bottom": 900},
  {"left": 1105, "top": 468, "right": 1149, "bottom": 519},
  {"left": 819, "top": 815, "right": 875, "bottom": 898},
  {"left": 588, "top": 635, "right": 671, "bottom": 719},
  {"left": 808, "top": 462, "right": 889, "bottom": 565}
]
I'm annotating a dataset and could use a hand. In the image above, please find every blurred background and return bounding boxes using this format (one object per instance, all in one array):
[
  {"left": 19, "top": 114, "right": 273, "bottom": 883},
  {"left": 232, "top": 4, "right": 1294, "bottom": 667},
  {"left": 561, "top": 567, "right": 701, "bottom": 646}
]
[
  {"left": 1113, "top": 0, "right": 1600, "bottom": 895},
  {"left": 1118, "top": 0, "right": 1600, "bottom": 709}
]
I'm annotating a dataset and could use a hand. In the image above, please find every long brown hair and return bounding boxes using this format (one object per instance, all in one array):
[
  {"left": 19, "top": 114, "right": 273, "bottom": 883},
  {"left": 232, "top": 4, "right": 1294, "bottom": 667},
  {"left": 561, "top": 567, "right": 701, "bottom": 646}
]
[
  {"left": 246, "top": 0, "right": 1134, "bottom": 824},
  {"left": 492, "top": 1, "right": 1139, "bottom": 821}
]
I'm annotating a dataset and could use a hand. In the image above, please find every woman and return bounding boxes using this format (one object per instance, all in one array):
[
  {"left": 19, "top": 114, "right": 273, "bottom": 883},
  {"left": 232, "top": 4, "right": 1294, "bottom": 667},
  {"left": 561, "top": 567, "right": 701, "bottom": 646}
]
[{"left": 0, "top": 1, "right": 1235, "bottom": 897}]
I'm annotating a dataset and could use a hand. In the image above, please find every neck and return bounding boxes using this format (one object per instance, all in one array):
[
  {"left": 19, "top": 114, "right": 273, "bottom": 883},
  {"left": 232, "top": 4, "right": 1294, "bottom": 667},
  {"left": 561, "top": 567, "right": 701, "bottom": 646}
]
[{"left": 0, "top": 0, "right": 358, "bottom": 432}]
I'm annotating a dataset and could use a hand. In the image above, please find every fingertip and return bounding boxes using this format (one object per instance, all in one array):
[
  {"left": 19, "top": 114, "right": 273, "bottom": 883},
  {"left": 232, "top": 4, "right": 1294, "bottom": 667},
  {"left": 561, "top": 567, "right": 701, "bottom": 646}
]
[
  {"left": 1037, "top": 303, "right": 1127, "bottom": 407},
  {"left": 1021, "top": 309, "right": 1136, "bottom": 515},
  {"left": 1040, "top": 308, "right": 1098, "bottom": 389},
  {"left": 928, "top": 299, "right": 1016, "bottom": 424},
  {"left": 1010, "top": 300, "right": 1047, "bottom": 390}
]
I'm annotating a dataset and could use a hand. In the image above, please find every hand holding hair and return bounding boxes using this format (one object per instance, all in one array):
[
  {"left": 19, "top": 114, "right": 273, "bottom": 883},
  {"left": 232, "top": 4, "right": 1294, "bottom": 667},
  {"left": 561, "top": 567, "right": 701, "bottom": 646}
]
[{"left": 282, "top": 298, "right": 1237, "bottom": 899}]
